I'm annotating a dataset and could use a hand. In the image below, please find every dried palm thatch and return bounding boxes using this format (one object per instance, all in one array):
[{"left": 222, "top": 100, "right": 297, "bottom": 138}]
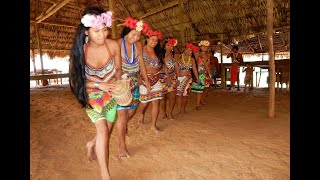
[{"left": 30, "top": 0, "right": 290, "bottom": 58}]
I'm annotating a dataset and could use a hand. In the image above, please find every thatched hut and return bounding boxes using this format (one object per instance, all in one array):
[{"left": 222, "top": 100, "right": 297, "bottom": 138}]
[
  {"left": 30, "top": 0, "right": 289, "bottom": 58},
  {"left": 30, "top": 0, "right": 290, "bottom": 117}
]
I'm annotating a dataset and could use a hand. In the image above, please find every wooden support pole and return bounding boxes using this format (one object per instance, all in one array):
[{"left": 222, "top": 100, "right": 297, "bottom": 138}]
[
  {"left": 36, "top": 0, "right": 72, "bottom": 23},
  {"left": 276, "top": 66, "right": 280, "bottom": 92},
  {"left": 178, "top": 0, "right": 185, "bottom": 49},
  {"left": 31, "top": 49, "right": 37, "bottom": 75},
  {"left": 255, "top": 72, "right": 258, "bottom": 87},
  {"left": 220, "top": 35, "right": 226, "bottom": 89},
  {"left": 34, "top": 23, "right": 45, "bottom": 75},
  {"left": 109, "top": 0, "right": 117, "bottom": 39},
  {"left": 221, "top": 65, "right": 226, "bottom": 89},
  {"left": 250, "top": 65, "right": 254, "bottom": 90},
  {"left": 267, "top": 0, "right": 275, "bottom": 118},
  {"left": 31, "top": 49, "right": 39, "bottom": 85}
]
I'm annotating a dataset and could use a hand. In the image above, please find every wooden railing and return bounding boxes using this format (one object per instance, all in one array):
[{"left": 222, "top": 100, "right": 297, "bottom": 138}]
[
  {"left": 30, "top": 73, "right": 69, "bottom": 80},
  {"left": 220, "top": 59, "right": 290, "bottom": 89}
]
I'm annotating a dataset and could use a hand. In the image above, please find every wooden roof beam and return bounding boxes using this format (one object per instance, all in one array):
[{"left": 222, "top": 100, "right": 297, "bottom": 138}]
[
  {"left": 279, "top": 32, "right": 288, "bottom": 51},
  {"left": 138, "top": 1, "right": 178, "bottom": 19},
  {"left": 36, "top": 0, "right": 72, "bottom": 23},
  {"left": 41, "top": 0, "right": 85, "bottom": 11},
  {"left": 257, "top": 35, "right": 263, "bottom": 50},
  {"left": 244, "top": 39, "right": 255, "bottom": 53},
  {"left": 189, "top": 25, "right": 290, "bottom": 43},
  {"left": 30, "top": 20, "right": 77, "bottom": 28},
  {"left": 118, "top": 0, "right": 132, "bottom": 17}
]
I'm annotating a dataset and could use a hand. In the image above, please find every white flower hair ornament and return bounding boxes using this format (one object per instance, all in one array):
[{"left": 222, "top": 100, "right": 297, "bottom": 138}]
[
  {"left": 198, "top": 40, "right": 210, "bottom": 47},
  {"left": 81, "top": 11, "right": 113, "bottom": 29},
  {"left": 135, "top": 20, "right": 144, "bottom": 31}
]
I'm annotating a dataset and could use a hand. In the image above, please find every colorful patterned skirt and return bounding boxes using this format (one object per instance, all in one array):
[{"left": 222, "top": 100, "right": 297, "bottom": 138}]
[
  {"left": 85, "top": 88, "right": 118, "bottom": 123},
  {"left": 160, "top": 71, "right": 178, "bottom": 94},
  {"left": 176, "top": 75, "right": 192, "bottom": 96},
  {"left": 139, "top": 72, "right": 163, "bottom": 103},
  {"left": 191, "top": 72, "right": 206, "bottom": 93}
]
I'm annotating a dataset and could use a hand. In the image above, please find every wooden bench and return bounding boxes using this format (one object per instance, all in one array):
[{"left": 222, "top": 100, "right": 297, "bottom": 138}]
[{"left": 30, "top": 73, "right": 69, "bottom": 86}]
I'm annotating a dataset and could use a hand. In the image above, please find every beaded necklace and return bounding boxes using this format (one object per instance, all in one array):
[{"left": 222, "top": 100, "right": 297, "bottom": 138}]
[
  {"left": 181, "top": 53, "right": 191, "bottom": 66},
  {"left": 122, "top": 37, "right": 136, "bottom": 64}
]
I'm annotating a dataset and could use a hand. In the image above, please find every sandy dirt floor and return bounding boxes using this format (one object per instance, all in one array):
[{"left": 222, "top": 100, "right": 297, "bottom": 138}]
[{"left": 30, "top": 85, "right": 290, "bottom": 180}]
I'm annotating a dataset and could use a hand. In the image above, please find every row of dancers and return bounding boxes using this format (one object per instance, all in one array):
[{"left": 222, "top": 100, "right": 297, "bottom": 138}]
[{"left": 68, "top": 6, "right": 240, "bottom": 180}]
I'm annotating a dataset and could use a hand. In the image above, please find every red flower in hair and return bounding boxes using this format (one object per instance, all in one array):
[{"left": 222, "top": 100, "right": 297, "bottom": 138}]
[
  {"left": 124, "top": 17, "right": 150, "bottom": 34},
  {"left": 124, "top": 17, "right": 136, "bottom": 29},
  {"left": 192, "top": 46, "right": 200, "bottom": 53},
  {"left": 167, "top": 38, "right": 178, "bottom": 46},
  {"left": 185, "top": 43, "right": 194, "bottom": 50},
  {"left": 185, "top": 43, "right": 199, "bottom": 53},
  {"left": 146, "top": 29, "right": 162, "bottom": 40},
  {"left": 142, "top": 22, "right": 149, "bottom": 34}
]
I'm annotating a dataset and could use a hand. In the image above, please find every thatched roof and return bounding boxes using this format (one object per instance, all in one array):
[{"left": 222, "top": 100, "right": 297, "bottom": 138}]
[{"left": 30, "top": 0, "right": 290, "bottom": 58}]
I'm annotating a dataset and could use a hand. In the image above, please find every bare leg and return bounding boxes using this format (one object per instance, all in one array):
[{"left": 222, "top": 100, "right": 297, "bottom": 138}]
[
  {"left": 151, "top": 100, "right": 161, "bottom": 133},
  {"left": 213, "top": 77, "right": 217, "bottom": 87},
  {"left": 87, "top": 121, "right": 113, "bottom": 161},
  {"left": 168, "top": 92, "right": 176, "bottom": 119},
  {"left": 201, "top": 88, "right": 209, "bottom": 104},
  {"left": 196, "top": 93, "right": 201, "bottom": 110},
  {"left": 128, "top": 108, "right": 137, "bottom": 120},
  {"left": 182, "top": 96, "right": 188, "bottom": 114},
  {"left": 177, "top": 95, "right": 182, "bottom": 116},
  {"left": 160, "top": 94, "right": 168, "bottom": 120},
  {"left": 116, "top": 110, "right": 130, "bottom": 158},
  {"left": 228, "top": 82, "right": 233, "bottom": 90},
  {"left": 138, "top": 102, "right": 149, "bottom": 125},
  {"left": 237, "top": 74, "right": 240, "bottom": 90},
  {"left": 94, "top": 120, "right": 112, "bottom": 180},
  {"left": 86, "top": 135, "right": 96, "bottom": 161}
]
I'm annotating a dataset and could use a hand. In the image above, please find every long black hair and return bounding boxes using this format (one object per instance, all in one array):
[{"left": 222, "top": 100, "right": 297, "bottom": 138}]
[
  {"left": 190, "top": 51, "right": 198, "bottom": 81},
  {"left": 69, "top": 7, "right": 105, "bottom": 107},
  {"left": 145, "top": 36, "right": 162, "bottom": 62},
  {"left": 160, "top": 37, "right": 175, "bottom": 66},
  {"left": 121, "top": 26, "right": 133, "bottom": 38}
]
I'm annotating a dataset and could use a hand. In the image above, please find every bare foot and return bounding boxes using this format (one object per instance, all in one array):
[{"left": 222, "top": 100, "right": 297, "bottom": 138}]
[
  {"left": 118, "top": 147, "right": 130, "bottom": 159},
  {"left": 168, "top": 115, "right": 175, "bottom": 120},
  {"left": 126, "top": 127, "right": 129, "bottom": 135},
  {"left": 200, "top": 101, "right": 207, "bottom": 105},
  {"left": 138, "top": 115, "right": 144, "bottom": 125},
  {"left": 151, "top": 126, "right": 161, "bottom": 133},
  {"left": 86, "top": 142, "right": 96, "bottom": 161},
  {"left": 195, "top": 106, "right": 201, "bottom": 111},
  {"left": 162, "top": 115, "right": 168, "bottom": 120}
]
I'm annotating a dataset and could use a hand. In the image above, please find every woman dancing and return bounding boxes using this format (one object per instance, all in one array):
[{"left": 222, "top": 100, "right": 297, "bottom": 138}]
[{"left": 159, "top": 37, "right": 180, "bottom": 120}]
